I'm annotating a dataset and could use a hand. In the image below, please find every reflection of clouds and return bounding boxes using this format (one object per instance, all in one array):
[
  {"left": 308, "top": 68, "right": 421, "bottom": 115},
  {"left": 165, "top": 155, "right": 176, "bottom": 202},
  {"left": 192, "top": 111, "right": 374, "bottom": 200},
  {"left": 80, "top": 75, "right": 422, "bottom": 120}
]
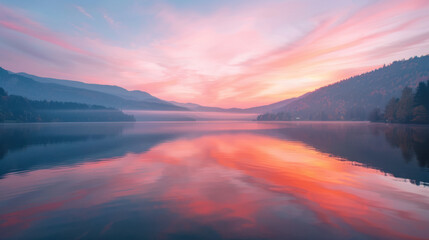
[{"left": 1, "top": 131, "right": 428, "bottom": 239}]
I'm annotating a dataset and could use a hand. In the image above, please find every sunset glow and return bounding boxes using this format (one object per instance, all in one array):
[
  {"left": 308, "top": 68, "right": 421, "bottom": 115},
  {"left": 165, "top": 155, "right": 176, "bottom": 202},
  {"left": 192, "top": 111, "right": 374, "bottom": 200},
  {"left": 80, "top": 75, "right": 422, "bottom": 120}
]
[{"left": 0, "top": 0, "right": 428, "bottom": 107}]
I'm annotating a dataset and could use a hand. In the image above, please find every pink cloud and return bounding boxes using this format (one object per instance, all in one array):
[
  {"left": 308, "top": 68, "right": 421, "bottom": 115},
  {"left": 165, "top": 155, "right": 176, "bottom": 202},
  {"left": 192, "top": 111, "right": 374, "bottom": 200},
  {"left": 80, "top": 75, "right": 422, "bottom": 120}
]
[
  {"left": 127, "top": 0, "right": 429, "bottom": 107},
  {"left": 0, "top": 0, "right": 428, "bottom": 108},
  {"left": 0, "top": 6, "right": 89, "bottom": 56}
]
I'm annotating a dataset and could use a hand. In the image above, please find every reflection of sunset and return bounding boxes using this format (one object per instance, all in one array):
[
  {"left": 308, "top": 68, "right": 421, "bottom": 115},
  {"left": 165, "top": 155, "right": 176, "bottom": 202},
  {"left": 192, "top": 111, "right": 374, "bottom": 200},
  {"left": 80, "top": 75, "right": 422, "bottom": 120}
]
[{"left": 1, "top": 132, "right": 428, "bottom": 239}]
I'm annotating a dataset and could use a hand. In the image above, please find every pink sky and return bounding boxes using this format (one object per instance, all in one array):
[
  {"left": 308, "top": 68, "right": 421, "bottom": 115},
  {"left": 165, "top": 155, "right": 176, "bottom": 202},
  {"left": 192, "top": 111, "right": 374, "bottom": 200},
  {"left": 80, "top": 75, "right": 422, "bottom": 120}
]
[{"left": 0, "top": 0, "right": 428, "bottom": 108}]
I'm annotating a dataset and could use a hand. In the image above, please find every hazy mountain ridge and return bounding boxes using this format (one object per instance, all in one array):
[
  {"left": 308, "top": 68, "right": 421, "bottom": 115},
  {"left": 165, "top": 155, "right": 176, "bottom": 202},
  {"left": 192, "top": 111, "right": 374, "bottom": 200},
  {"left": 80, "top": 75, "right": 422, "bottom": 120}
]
[
  {"left": 259, "top": 55, "right": 429, "bottom": 120},
  {"left": 170, "top": 97, "right": 297, "bottom": 113},
  {"left": 169, "top": 101, "right": 243, "bottom": 112},
  {"left": 0, "top": 68, "right": 186, "bottom": 111},
  {"left": 246, "top": 98, "right": 298, "bottom": 113},
  {"left": 3, "top": 67, "right": 297, "bottom": 114},
  {"left": 17, "top": 73, "right": 165, "bottom": 103},
  {"left": 4, "top": 55, "right": 429, "bottom": 117}
]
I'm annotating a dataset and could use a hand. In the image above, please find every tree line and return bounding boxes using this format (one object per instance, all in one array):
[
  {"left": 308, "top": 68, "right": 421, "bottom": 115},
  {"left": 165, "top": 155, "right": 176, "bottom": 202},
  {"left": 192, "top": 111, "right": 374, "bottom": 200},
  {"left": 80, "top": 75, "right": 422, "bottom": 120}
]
[
  {"left": 0, "top": 87, "right": 135, "bottom": 122},
  {"left": 369, "top": 81, "right": 429, "bottom": 124}
]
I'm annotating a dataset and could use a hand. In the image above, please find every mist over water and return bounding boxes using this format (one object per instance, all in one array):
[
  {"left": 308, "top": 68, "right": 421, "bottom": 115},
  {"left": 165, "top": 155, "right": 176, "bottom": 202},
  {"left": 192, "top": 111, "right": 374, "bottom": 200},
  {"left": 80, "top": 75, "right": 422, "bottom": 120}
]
[
  {"left": 0, "top": 122, "right": 428, "bottom": 239},
  {"left": 125, "top": 110, "right": 258, "bottom": 121}
]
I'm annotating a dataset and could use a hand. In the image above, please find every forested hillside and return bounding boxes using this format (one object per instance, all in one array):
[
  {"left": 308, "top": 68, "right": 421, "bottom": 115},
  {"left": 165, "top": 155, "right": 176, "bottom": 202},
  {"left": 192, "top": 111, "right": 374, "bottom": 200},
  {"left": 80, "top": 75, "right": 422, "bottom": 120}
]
[
  {"left": 258, "top": 55, "right": 429, "bottom": 121},
  {"left": 0, "top": 88, "right": 134, "bottom": 122},
  {"left": 367, "top": 81, "right": 429, "bottom": 124}
]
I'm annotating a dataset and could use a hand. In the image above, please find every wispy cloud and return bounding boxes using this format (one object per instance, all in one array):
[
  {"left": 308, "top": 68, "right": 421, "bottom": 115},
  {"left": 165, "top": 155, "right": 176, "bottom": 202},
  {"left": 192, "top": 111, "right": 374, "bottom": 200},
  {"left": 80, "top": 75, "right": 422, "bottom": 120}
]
[
  {"left": 75, "top": 5, "right": 92, "bottom": 19},
  {"left": 131, "top": 0, "right": 429, "bottom": 106},
  {"left": 102, "top": 12, "right": 118, "bottom": 28},
  {"left": 0, "top": 6, "right": 89, "bottom": 55},
  {"left": 0, "top": 0, "right": 428, "bottom": 107}
]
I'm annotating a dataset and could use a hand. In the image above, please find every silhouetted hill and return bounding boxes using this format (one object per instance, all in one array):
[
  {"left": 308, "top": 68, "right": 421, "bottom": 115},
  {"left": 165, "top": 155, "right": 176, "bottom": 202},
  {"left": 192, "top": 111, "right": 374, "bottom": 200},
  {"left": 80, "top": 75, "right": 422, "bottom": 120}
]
[
  {"left": 258, "top": 55, "right": 429, "bottom": 121},
  {"left": 170, "top": 98, "right": 297, "bottom": 113},
  {"left": 18, "top": 72, "right": 166, "bottom": 103},
  {"left": 169, "top": 101, "right": 243, "bottom": 112},
  {"left": 245, "top": 98, "right": 297, "bottom": 113},
  {"left": 6, "top": 67, "right": 298, "bottom": 114},
  {"left": 0, "top": 68, "right": 186, "bottom": 111},
  {"left": 0, "top": 87, "right": 134, "bottom": 122}
]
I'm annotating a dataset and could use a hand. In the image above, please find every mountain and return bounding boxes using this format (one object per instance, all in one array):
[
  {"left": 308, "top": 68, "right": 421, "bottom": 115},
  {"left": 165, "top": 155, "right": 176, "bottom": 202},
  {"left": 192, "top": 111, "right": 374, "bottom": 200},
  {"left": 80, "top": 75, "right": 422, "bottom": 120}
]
[
  {"left": 258, "top": 55, "right": 429, "bottom": 121},
  {"left": 17, "top": 72, "right": 165, "bottom": 103},
  {"left": 170, "top": 98, "right": 297, "bottom": 113},
  {"left": 245, "top": 98, "right": 297, "bottom": 113},
  {"left": 5, "top": 68, "right": 295, "bottom": 114},
  {"left": 169, "top": 101, "right": 244, "bottom": 113},
  {"left": 0, "top": 68, "right": 186, "bottom": 111},
  {"left": 0, "top": 87, "right": 134, "bottom": 122}
]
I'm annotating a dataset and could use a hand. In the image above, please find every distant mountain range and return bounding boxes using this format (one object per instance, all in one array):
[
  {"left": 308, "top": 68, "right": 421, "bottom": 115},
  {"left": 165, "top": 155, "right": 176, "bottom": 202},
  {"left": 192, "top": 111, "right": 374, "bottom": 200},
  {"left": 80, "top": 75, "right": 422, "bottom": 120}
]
[
  {"left": 169, "top": 98, "right": 296, "bottom": 113},
  {"left": 258, "top": 55, "right": 429, "bottom": 121},
  {"left": 0, "top": 66, "right": 290, "bottom": 113},
  {"left": 2, "top": 54, "right": 428, "bottom": 117},
  {"left": 169, "top": 101, "right": 242, "bottom": 112},
  {"left": 0, "top": 68, "right": 186, "bottom": 111},
  {"left": 17, "top": 72, "right": 167, "bottom": 103}
]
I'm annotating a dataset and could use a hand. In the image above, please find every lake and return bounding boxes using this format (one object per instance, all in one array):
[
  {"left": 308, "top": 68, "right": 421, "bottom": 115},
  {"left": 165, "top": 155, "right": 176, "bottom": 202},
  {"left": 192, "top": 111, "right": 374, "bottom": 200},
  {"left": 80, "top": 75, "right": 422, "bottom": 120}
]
[{"left": 0, "top": 121, "right": 428, "bottom": 239}]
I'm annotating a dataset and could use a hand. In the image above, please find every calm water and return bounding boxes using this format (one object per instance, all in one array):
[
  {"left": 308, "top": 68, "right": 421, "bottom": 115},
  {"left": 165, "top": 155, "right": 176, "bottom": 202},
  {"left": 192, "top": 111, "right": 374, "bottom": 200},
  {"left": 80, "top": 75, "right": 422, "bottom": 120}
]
[{"left": 0, "top": 122, "right": 428, "bottom": 240}]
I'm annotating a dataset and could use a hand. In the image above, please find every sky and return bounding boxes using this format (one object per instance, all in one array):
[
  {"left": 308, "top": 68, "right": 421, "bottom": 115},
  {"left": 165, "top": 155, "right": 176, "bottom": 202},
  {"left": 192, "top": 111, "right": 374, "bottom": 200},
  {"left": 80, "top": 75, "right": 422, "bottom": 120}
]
[{"left": 0, "top": 0, "right": 428, "bottom": 108}]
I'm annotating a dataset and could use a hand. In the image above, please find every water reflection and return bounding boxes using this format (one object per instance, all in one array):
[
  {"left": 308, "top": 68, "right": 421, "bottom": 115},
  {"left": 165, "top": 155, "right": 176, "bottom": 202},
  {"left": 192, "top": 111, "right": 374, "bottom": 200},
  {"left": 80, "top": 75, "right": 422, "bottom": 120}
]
[
  {"left": 256, "top": 122, "right": 429, "bottom": 185},
  {"left": 383, "top": 125, "right": 429, "bottom": 168},
  {"left": 0, "top": 122, "right": 428, "bottom": 239}
]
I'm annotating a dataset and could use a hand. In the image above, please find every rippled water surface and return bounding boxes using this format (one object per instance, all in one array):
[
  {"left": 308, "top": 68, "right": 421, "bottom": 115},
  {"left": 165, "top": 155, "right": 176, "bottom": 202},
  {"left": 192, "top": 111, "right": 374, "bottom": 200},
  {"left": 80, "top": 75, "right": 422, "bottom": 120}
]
[{"left": 0, "top": 122, "right": 428, "bottom": 239}]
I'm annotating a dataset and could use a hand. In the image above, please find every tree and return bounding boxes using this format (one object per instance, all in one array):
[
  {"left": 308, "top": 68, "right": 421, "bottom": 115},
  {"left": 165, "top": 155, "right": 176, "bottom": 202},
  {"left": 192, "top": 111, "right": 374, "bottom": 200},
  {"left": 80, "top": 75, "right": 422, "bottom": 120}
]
[
  {"left": 0, "top": 88, "right": 6, "bottom": 96},
  {"left": 426, "top": 80, "right": 429, "bottom": 110},
  {"left": 414, "top": 82, "right": 427, "bottom": 107},
  {"left": 368, "top": 108, "right": 382, "bottom": 122},
  {"left": 412, "top": 106, "right": 429, "bottom": 124},
  {"left": 395, "top": 87, "right": 414, "bottom": 123},
  {"left": 385, "top": 98, "right": 398, "bottom": 122}
]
